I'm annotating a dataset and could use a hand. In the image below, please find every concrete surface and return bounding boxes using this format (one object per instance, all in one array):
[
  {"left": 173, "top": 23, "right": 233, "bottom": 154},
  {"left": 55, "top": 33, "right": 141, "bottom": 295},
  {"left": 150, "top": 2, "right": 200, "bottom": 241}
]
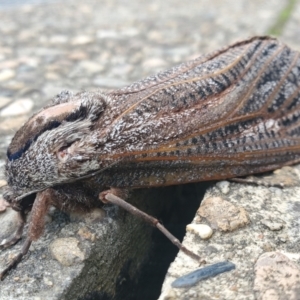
[{"left": 0, "top": 0, "right": 299, "bottom": 299}]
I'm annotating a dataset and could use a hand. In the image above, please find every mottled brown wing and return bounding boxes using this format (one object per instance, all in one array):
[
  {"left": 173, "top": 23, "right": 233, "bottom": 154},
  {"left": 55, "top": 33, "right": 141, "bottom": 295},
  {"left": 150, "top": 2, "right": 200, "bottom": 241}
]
[{"left": 94, "top": 36, "right": 300, "bottom": 187}]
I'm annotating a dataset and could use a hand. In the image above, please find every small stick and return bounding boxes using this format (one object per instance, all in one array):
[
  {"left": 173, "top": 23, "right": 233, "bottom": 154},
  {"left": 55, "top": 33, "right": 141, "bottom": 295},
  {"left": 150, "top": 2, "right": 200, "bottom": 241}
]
[{"left": 102, "top": 192, "right": 204, "bottom": 263}]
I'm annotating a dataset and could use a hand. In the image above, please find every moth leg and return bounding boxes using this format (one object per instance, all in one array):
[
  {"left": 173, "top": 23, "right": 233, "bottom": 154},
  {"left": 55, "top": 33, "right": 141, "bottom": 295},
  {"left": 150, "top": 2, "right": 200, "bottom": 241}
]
[
  {"left": 99, "top": 188, "right": 204, "bottom": 263},
  {"left": 0, "top": 210, "right": 26, "bottom": 250},
  {"left": 0, "top": 189, "right": 51, "bottom": 280},
  {"left": 0, "top": 237, "right": 31, "bottom": 281},
  {"left": 230, "top": 177, "right": 284, "bottom": 188}
]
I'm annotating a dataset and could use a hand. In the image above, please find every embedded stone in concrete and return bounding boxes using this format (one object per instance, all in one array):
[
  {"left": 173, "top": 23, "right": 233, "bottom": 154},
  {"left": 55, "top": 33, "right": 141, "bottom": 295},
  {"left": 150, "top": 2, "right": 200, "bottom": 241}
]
[
  {"left": 0, "top": 115, "right": 29, "bottom": 131},
  {"left": 0, "top": 98, "right": 33, "bottom": 116},
  {"left": 77, "top": 227, "right": 96, "bottom": 242},
  {"left": 0, "top": 69, "right": 15, "bottom": 82},
  {"left": 49, "top": 237, "right": 85, "bottom": 266},
  {"left": 197, "top": 197, "right": 250, "bottom": 232},
  {"left": 0, "top": 97, "right": 11, "bottom": 109},
  {"left": 70, "top": 208, "right": 106, "bottom": 224},
  {"left": 216, "top": 181, "right": 230, "bottom": 194},
  {"left": 186, "top": 224, "right": 213, "bottom": 239},
  {"left": 260, "top": 218, "right": 284, "bottom": 231},
  {"left": 71, "top": 36, "right": 93, "bottom": 45},
  {"left": 254, "top": 252, "right": 300, "bottom": 300}
]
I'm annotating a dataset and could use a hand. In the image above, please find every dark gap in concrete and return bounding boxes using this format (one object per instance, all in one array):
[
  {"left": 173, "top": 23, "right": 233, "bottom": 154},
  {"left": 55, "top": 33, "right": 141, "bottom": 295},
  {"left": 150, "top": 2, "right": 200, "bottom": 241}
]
[{"left": 114, "top": 182, "right": 211, "bottom": 300}]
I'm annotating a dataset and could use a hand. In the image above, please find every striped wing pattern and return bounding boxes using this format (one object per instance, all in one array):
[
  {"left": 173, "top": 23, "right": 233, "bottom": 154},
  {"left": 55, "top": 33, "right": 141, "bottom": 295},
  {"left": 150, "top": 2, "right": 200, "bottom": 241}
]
[{"left": 93, "top": 37, "right": 300, "bottom": 187}]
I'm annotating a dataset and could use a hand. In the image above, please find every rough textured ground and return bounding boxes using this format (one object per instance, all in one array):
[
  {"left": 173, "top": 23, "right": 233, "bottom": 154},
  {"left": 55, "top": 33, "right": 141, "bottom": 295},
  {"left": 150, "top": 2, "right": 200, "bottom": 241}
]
[
  {"left": 159, "top": 167, "right": 300, "bottom": 300},
  {"left": 0, "top": 0, "right": 299, "bottom": 299}
]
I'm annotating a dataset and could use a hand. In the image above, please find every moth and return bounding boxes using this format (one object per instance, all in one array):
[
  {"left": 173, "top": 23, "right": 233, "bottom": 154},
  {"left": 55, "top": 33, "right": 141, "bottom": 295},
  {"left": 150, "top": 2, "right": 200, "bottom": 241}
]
[{"left": 1, "top": 36, "right": 300, "bottom": 279}]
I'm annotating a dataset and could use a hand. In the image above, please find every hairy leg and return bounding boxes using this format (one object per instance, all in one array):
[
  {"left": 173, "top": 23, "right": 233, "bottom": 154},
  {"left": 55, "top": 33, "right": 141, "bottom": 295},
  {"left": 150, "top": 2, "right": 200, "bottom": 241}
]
[
  {"left": 0, "top": 189, "right": 51, "bottom": 280},
  {"left": 0, "top": 210, "right": 27, "bottom": 250}
]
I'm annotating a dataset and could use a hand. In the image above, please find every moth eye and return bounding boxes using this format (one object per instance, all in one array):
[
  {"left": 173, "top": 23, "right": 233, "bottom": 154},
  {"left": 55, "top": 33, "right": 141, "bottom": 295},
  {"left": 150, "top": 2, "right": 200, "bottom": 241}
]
[{"left": 57, "top": 146, "right": 69, "bottom": 162}]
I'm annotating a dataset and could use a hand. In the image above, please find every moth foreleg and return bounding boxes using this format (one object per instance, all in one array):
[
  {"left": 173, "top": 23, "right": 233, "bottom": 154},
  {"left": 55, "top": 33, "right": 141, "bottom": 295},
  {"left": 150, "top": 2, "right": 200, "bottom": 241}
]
[
  {"left": 99, "top": 188, "right": 204, "bottom": 263},
  {"left": 0, "top": 210, "right": 26, "bottom": 250},
  {"left": 0, "top": 237, "right": 31, "bottom": 280},
  {"left": 230, "top": 177, "right": 285, "bottom": 188},
  {"left": 0, "top": 190, "right": 51, "bottom": 280},
  {"left": 230, "top": 165, "right": 300, "bottom": 188}
]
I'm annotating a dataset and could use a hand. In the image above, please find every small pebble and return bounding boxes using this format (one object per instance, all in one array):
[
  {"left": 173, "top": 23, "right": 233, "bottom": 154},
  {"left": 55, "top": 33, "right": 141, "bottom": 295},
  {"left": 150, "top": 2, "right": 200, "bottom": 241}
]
[
  {"left": 216, "top": 181, "right": 230, "bottom": 194},
  {"left": 254, "top": 252, "right": 300, "bottom": 300},
  {"left": 78, "top": 60, "right": 104, "bottom": 73},
  {"left": 70, "top": 207, "right": 105, "bottom": 224},
  {"left": 0, "top": 97, "right": 11, "bottom": 109},
  {"left": 186, "top": 224, "right": 213, "bottom": 239},
  {"left": 142, "top": 58, "right": 166, "bottom": 69},
  {"left": 159, "top": 288, "right": 177, "bottom": 300},
  {"left": 43, "top": 277, "right": 53, "bottom": 286},
  {"left": 5, "top": 81, "right": 25, "bottom": 90},
  {"left": 0, "top": 69, "right": 15, "bottom": 81},
  {"left": 277, "top": 233, "right": 288, "bottom": 243},
  {"left": 77, "top": 227, "right": 96, "bottom": 241},
  {"left": 49, "top": 35, "right": 68, "bottom": 44},
  {"left": 96, "top": 29, "right": 119, "bottom": 39},
  {"left": 171, "top": 261, "right": 236, "bottom": 288},
  {"left": 71, "top": 35, "right": 93, "bottom": 45},
  {"left": 93, "top": 77, "right": 129, "bottom": 88},
  {"left": 198, "top": 197, "right": 249, "bottom": 232},
  {"left": 0, "top": 59, "right": 20, "bottom": 69},
  {"left": 0, "top": 179, "right": 7, "bottom": 188},
  {"left": 0, "top": 98, "right": 33, "bottom": 116},
  {"left": 261, "top": 219, "right": 283, "bottom": 231},
  {"left": 68, "top": 51, "right": 88, "bottom": 60},
  {"left": 262, "top": 242, "right": 275, "bottom": 252},
  {"left": 45, "top": 72, "right": 60, "bottom": 80},
  {"left": 0, "top": 115, "right": 28, "bottom": 130},
  {"left": 49, "top": 237, "right": 85, "bottom": 266}
]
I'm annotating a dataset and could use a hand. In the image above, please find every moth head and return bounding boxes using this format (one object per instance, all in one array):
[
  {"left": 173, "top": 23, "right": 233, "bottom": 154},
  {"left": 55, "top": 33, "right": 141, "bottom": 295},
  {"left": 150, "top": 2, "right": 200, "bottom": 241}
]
[{"left": 5, "top": 91, "right": 109, "bottom": 198}]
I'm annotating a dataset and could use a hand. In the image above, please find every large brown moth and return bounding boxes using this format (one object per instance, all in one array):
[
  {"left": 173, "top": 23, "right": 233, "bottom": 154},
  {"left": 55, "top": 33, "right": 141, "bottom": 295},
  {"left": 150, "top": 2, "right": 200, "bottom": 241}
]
[{"left": 1, "top": 36, "right": 300, "bottom": 279}]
